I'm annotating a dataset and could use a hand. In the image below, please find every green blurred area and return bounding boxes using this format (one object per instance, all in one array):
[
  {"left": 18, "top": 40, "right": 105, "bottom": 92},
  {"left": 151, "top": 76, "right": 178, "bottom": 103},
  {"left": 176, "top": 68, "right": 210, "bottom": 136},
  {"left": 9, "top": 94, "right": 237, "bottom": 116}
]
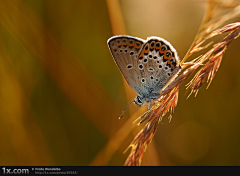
[{"left": 0, "top": 0, "right": 240, "bottom": 166}]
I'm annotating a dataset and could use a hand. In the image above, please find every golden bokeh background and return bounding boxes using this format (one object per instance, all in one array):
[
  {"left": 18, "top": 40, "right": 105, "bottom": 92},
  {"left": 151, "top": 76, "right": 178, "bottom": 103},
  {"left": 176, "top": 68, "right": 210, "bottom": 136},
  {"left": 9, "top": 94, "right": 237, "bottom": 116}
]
[{"left": 0, "top": 0, "right": 240, "bottom": 166}]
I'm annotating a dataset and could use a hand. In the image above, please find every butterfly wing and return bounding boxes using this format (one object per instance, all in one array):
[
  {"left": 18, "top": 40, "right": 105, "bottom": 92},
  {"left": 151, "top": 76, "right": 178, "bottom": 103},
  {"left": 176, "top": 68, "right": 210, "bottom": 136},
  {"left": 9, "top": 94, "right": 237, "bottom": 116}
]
[
  {"left": 108, "top": 35, "right": 181, "bottom": 100},
  {"left": 134, "top": 36, "right": 181, "bottom": 98},
  {"left": 107, "top": 35, "right": 145, "bottom": 95}
]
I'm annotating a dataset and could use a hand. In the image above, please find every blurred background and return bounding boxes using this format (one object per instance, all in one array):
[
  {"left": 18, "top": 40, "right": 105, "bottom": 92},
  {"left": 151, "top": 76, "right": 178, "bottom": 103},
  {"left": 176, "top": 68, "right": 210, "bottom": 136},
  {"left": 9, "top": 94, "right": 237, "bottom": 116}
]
[{"left": 0, "top": 0, "right": 240, "bottom": 166}]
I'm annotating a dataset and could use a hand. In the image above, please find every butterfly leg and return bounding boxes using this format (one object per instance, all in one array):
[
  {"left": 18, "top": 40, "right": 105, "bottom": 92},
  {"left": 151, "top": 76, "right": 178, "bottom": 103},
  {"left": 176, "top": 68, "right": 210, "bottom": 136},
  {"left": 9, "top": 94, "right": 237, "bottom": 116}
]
[
  {"left": 148, "top": 102, "right": 152, "bottom": 110},
  {"left": 148, "top": 99, "right": 156, "bottom": 109}
]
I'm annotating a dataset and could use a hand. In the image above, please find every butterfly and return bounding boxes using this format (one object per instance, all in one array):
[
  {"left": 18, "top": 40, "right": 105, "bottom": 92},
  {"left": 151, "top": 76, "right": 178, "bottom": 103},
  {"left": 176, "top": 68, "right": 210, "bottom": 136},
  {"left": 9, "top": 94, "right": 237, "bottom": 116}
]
[{"left": 107, "top": 35, "right": 181, "bottom": 118}]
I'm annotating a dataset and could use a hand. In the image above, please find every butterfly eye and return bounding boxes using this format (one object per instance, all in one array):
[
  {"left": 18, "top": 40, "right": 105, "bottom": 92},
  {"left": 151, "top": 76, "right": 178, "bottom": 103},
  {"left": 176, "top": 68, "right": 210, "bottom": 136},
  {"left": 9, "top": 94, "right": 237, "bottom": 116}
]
[
  {"left": 136, "top": 96, "right": 143, "bottom": 105},
  {"left": 134, "top": 96, "right": 143, "bottom": 106}
]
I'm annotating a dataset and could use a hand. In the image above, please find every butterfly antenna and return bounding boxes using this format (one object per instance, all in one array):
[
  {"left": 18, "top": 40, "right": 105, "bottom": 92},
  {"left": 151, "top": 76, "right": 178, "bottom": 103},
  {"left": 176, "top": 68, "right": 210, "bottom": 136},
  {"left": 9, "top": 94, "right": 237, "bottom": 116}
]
[{"left": 119, "top": 99, "right": 135, "bottom": 119}]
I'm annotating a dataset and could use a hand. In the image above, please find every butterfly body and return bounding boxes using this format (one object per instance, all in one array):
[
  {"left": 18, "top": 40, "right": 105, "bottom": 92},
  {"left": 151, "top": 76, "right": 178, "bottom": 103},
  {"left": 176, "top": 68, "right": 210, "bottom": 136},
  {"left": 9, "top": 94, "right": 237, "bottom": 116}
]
[{"left": 107, "top": 35, "right": 181, "bottom": 108}]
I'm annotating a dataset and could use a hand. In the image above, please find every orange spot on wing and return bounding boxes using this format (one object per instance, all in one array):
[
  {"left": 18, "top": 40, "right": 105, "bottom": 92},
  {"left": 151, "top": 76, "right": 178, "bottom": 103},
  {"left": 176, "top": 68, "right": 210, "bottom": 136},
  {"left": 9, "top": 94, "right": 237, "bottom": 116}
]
[
  {"left": 150, "top": 43, "right": 155, "bottom": 50},
  {"left": 155, "top": 46, "right": 160, "bottom": 51},
  {"left": 144, "top": 49, "right": 149, "bottom": 54},
  {"left": 135, "top": 44, "right": 141, "bottom": 49},
  {"left": 117, "top": 43, "right": 122, "bottom": 47},
  {"left": 168, "top": 60, "right": 175, "bottom": 69},
  {"left": 168, "top": 60, "right": 172, "bottom": 66},
  {"left": 129, "top": 43, "right": 134, "bottom": 47},
  {"left": 165, "top": 53, "right": 171, "bottom": 60},
  {"left": 159, "top": 49, "right": 167, "bottom": 55},
  {"left": 143, "top": 45, "right": 149, "bottom": 55}
]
